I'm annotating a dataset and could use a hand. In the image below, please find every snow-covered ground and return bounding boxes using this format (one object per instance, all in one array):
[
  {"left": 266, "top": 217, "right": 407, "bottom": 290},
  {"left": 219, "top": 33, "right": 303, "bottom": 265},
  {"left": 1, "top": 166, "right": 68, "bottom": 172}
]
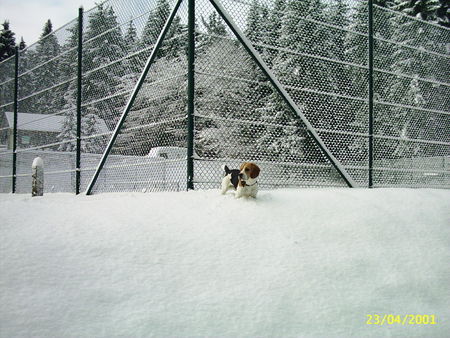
[{"left": 0, "top": 188, "right": 449, "bottom": 337}]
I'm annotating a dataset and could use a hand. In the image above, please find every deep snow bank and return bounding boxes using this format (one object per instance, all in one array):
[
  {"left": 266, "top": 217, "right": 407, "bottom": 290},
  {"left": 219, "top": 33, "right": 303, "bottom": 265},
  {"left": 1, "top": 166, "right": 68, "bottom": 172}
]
[{"left": 0, "top": 188, "right": 449, "bottom": 337}]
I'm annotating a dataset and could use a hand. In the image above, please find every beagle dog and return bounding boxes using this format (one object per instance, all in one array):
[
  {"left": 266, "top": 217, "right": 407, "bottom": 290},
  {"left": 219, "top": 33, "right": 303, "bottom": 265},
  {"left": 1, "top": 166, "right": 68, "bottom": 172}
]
[{"left": 221, "top": 162, "right": 260, "bottom": 198}]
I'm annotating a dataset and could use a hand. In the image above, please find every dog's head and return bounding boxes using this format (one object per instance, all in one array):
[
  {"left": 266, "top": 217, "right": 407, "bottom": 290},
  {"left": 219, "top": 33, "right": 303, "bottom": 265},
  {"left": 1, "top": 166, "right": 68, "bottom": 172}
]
[{"left": 239, "top": 162, "right": 260, "bottom": 182}]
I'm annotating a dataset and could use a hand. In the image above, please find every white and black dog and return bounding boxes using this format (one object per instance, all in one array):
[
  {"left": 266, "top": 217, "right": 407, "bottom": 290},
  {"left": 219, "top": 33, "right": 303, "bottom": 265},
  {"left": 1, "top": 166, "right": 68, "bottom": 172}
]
[{"left": 221, "top": 162, "right": 260, "bottom": 198}]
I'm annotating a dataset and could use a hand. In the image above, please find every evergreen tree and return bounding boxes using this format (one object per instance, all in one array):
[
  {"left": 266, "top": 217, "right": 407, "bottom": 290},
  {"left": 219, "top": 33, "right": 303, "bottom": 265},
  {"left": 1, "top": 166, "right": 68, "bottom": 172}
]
[
  {"left": 257, "top": 0, "right": 331, "bottom": 163},
  {"left": 201, "top": 12, "right": 226, "bottom": 36},
  {"left": 199, "top": 12, "right": 227, "bottom": 48},
  {"left": 393, "top": 0, "right": 439, "bottom": 20},
  {"left": 115, "top": 56, "right": 188, "bottom": 155},
  {"left": 42, "top": 19, "right": 52, "bottom": 36},
  {"left": 116, "top": 0, "right": 188, "bottom": 155},
  {"left": 125, "top": 20, "right": 138, "bottom": 53},
  {"left": 374, "top": 0, "right": 395, "bottom": 7},
  {"left": 266, "top": 0, "right": 287, "bottom": 65},
  {"left": 141, "top": 0, "right": 170, "bottom": 47},
  {"left": 29, "top": 20, "right": 63, "bottom": 116},
  {"left": 436, "top": 0, "right": 450, "bottom": 27},
  {"left": 19, "top": 37, "right": 26, "bottom": 50},
  {"left": 140, "top": 0, "right": 184, "bottom": 59},
  {"left": 164, "top": 15, "right": 186, "bottom": 58},
  {"left": 57, "top": 111, "right": 77, "bottom": 152},
  {"left": 192, "top": 36, "right": 259, "bottom": 158},
  {"left": 83, "top": 3, "right": 126, "bottom": 128},
  {"left": 58, "top": 24, "right": 80, "bottom": 151},
  {"left": 81, "top": 113, "right": 106, "bottom": 153},
  {"left": 123, "top": 20, "right": 142, "bottom": 76},
  {"left": 0, "top": 21, "right": 16, "bottom": 61},
  {"left": 380, "top": 2, "right": 433, "bottom": 157},
  {"left": 0, "top": 21, "right": 16, "bottom": 116},
  {"left": 58, "top": 20, "right": 108, "bottom": 154},
  {"left": 58, "top": 22, "right": 107, "bottom": 155},
  {"left": 246, "top": 0, "right": 263, "bottom": 45}
]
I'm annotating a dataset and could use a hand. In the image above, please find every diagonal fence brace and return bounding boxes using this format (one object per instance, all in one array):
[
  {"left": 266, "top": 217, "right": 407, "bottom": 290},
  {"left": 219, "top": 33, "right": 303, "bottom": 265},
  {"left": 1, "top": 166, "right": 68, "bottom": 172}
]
[
  {"left": 85, "top": 0, "right": 184, "bottom": 195},
  {"left": 208, "top": 0, "right": 358, "bottom": 188}
]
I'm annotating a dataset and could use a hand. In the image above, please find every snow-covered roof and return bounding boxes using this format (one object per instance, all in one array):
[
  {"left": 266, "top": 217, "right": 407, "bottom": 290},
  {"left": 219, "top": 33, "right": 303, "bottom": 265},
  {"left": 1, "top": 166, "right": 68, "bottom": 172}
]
[{"left": 3, "top": 112, "right": 109, "bottom": 134}]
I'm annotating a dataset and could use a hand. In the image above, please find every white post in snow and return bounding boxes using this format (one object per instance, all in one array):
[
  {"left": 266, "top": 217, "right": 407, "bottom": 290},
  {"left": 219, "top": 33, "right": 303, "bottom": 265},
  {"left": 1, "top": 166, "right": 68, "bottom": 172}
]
[{"left": 32, "top": 157, "right": 44, "bottom": 197}]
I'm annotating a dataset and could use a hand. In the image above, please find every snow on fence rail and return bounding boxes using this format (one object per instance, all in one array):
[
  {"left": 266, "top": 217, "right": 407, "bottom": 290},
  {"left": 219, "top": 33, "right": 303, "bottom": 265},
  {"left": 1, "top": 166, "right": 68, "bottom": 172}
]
[{"left": 0, "top": 0, "right": 449, "bottom": 194}]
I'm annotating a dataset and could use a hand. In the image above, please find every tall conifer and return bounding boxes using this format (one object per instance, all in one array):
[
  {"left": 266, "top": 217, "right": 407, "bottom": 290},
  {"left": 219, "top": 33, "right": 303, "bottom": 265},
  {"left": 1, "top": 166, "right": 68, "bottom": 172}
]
[{"left": 0, "top": 21, "right": 16, "bottom": 61}]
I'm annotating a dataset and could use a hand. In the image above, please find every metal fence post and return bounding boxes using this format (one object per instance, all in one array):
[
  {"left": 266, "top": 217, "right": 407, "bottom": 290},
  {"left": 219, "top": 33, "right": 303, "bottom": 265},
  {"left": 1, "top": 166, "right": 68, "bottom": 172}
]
[
  {"left": 187, "top": 0, "right": 195, "bottom": 190},
  {"left": 76, "top": 7, "right": 83, "bottom": 195},
  {"left": 85, "top": 0, "right": 184, "bottom": 195},
  {"left": 368, "top": 0, "right": 374, "bottom": 188},
  {"left": 12, "top": 46, "right": 19, "bottom": 193}
]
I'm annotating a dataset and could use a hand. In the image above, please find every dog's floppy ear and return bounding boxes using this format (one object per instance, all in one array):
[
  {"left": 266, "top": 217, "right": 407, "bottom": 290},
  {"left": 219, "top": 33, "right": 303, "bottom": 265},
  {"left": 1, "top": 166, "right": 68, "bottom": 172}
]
[{"left": 250, "top": 163, "right": 260, "bottom": 179}]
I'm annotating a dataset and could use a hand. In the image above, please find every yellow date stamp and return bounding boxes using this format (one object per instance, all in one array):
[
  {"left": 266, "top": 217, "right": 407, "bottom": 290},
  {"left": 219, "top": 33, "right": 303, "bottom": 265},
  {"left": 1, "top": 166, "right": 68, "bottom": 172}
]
[{"left": 367, "top": 314, "right": 437, "bottom": 325}]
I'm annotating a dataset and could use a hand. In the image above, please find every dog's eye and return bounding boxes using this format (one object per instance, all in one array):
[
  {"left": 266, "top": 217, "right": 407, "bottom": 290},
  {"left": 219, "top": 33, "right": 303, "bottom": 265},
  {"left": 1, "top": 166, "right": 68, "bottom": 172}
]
[{"left": 245, "top": 168, "right": 249, "bottom": 172}]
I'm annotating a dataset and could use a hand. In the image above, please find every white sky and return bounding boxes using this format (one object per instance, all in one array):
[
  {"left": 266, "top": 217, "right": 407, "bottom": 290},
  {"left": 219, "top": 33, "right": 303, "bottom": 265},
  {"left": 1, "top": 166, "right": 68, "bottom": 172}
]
[{"left": 1, "top": 0, "right": 99, "bottom": 47}]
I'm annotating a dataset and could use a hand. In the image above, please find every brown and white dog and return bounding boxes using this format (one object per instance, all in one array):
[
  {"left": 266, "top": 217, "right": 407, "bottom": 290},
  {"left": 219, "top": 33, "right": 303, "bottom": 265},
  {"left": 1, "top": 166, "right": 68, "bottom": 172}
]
[{"left": 221, "top": 162, "right": 260, "bottom": 198}]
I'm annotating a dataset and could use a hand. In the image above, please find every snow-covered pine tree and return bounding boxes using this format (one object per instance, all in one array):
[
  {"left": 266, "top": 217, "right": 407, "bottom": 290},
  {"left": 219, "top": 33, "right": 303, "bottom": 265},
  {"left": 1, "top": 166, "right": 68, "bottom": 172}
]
[
  {"left": 199, "top": 12, "right": 227, "bottom": 48},
  {"left": 202, "top": 12, "right": 227, "bottom": 36},
  {"left": 122, "top": 20, "right": 141, "bottom": 81},
  {"left": 57, "top": 110, "right": 77, "bottom": 152},
  {"left": 125, "top": 20, "right": 138, "bottom": 51},
  {"left": 57, "top": 23, "right": 79, "bottom": 152},
  {"left": 393, "top": 0, "right": 448, "bottom": 155},
  {"left": 58, "top": 21, "right": 107, "bottom": 154},
  {"left": 83, "top": 3, "right": 126, "bottom": 129},
  {"left": 319, "top": 0, "right": 364, "bottom": 161},
  {"left": 164, "top": 15, "right": 186, "bottom": 59},
  {"left": 141, "top": 0, "right": 170, "bottom": 48},
  {"left": 436, "top": 0, "right": 450, "bottom": 27},
  {"left": 254, "top": 0, "right": 332, "bottom": 164},
  {"left": 392, "top": 76, "right": 427, "bottom": 157},
  {"left": 81, "top": 113, "right": 106, "bottom": 153},
  {"left": 381, "top": 1, "right": 432, "bottom": 157},
  {"left": 0, "top": 21, "right": 16, "bottom": 61},
  {"left": 345, "top": 1, "right": 368, "bottom": 92},
  {"left": 115, "top": 56, "right": 188, "bottom": 155},
  {"left": 245, "top": 0, "right": 270, "bottom": 56},
  {"left": 245, "top": 0, "right": 261, "bottom": 44},
  {"left": 140, "top": 0, "right": 184, "bottom": 59},
  {"left": 393, "top": 0, "right": 439, "bottom": 20},
  {"left": 30, "top": 20, "right": 64, "bottom": 118},
  {"left": 240, "top": 0, "right": 271, "bottom": 105},
  {"left": 343, "top": 1, "right": 372, "bottom": 159},
  {"left": 19, "top": 37, "right": 26, "bottom": 50},
  {"left": 114, "top": 0, "right": 189, "bottom": 156},
  {"left": 0, "top": 21, "right": 16, "bottom": 120},
  {"left": 194, "top": 37, "right": 257, "bottom": 159},
  {"left": 265, "top": 0, "right": 287, "bottom": 65},
  {"left": 374, "top": 0, "right": 395, "bottom": 7}
]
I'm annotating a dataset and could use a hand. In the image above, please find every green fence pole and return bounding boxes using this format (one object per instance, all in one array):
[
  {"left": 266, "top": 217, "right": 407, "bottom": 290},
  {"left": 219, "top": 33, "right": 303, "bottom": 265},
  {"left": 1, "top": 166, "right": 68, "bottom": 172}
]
[
  {"left": 187, "top": 0, "right": 195, "bottom": 190},
  {"left": 368, "top": 0, "right": 374, "bottom": 188},
  {"left": 85, "top": 0, "right": 184, "bottom": 195},
  {"left": 76, "top": 7, "right": 83, "bottom": 195},
  {"left": 12, "top": 46, "right": 19, "bottom": 193}
]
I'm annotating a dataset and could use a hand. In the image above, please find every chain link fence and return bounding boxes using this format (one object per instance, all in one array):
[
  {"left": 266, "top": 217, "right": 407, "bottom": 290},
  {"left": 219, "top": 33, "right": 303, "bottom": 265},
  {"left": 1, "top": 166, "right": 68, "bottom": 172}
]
[{"left": 0, "top": 0, "right": 449, "bottom": 194}]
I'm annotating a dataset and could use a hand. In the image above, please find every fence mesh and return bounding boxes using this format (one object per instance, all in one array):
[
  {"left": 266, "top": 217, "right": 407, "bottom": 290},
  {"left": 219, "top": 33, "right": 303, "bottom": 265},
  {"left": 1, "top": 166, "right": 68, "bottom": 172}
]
[{"left": 0, "top": 0, "right": 449, "bottom": 194}]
